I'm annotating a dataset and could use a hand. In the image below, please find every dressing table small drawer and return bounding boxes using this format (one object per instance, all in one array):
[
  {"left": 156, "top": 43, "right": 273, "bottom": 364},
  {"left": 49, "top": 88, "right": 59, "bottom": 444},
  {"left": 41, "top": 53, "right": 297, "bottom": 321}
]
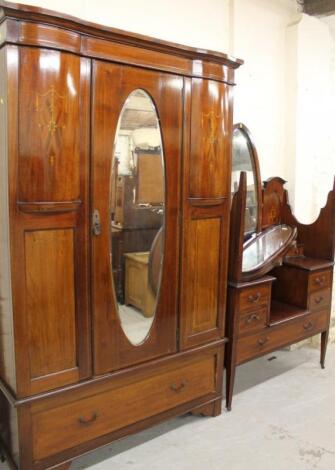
[
  {"left": 309, "top": 289, "right": 331, "bottom": 311},
  {"left": 238, "top": 307, "right": 267, "bottom": 336},
  {"left": 309, "top": 270, "right": 332, "bottom": 293},
  {"left": 239, "top": 285, "right": 271, "bottom": 313}
]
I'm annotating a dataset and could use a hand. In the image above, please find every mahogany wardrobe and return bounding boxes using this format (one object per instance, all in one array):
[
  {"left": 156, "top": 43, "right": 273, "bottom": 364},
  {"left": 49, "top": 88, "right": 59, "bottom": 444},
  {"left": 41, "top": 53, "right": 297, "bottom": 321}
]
[{"left": 0, "top": 2, "right": 242, "bottom": 468}]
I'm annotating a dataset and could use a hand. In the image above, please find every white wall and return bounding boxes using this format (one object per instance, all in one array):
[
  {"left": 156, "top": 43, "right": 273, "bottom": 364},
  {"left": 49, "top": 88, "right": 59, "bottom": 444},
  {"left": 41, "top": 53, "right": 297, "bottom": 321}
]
[
  {"left": 229, "top": 1, "right": 335, "bottom": 224},
  {"left": 289, "top": 15, "right": 335, "bottom": 223},
  {"left": 13, "top": 0, "right": 231, "bottom": 52},
  {"left": 231, "top": 0, "right": 299, "bottom": 183}
]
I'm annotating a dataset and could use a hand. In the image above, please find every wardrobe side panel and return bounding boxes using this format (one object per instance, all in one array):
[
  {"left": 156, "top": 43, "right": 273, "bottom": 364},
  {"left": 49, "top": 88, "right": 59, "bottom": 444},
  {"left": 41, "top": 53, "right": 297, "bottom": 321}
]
[{"left": 0, "top": 46, "right": 17, "bottom": 393}]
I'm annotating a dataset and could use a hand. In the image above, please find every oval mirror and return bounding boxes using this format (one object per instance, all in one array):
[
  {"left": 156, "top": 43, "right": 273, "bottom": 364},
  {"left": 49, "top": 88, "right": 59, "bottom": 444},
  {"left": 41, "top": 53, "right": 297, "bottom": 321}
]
[
  {"left": 110, "top": 89, "right": 165, "bottom": 345},
  {"left": 232, "top": 123, "right": 262, "bottom": 237}
]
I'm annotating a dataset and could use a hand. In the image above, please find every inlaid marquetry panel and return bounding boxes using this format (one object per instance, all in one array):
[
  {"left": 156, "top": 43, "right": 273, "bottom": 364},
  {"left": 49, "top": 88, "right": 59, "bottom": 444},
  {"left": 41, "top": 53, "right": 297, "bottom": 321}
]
[
  {"left": 18, "top": 48, "right": 82, "bottom": 202},
  {"left": 189, "top": 78, "right": 231, "bottom": 199},
  {"left": 25, "top": 229, "right": 77, "bottom": 380},
  {"left": 180, "top": 217, "right": 224, "bottom": 348},
  {"left": 190, "top": 218, "right": 220, "bottom": 331}
]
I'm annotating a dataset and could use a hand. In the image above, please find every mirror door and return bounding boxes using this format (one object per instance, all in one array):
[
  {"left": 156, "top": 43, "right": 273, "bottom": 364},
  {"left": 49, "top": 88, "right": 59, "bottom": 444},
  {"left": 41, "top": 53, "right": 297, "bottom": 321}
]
[
  {"left": 91, "top": 61, "right": 183, "bottom": 374},
  {"left": 111, "top": 89, "right": 165, "bottom": 346}
]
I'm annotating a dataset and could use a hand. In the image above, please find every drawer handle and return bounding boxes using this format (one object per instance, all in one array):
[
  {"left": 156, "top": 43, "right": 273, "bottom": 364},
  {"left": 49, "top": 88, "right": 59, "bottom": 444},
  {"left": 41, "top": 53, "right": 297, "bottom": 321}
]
[
  {"left": 314, "top": 296, "right": 324, "bottom": 305},
  {"left": 78, "top": 413, "right": 98, "bottom": 426},
  {"left": 303, "top": 321, "right": 314, "bottom": 331},
  {"left": 314, "top": 276, "right": 326, "bottom": 287},
  {"left": 171, "top": 380, "right": 187, "bottom": 393},
  {"left": 247, "top": 292, "right": 261, "bottom": 304},
  {"left": 258, "top": 337, "right": 269, "bottom": 347},
  {"left": 246, "top": 313, "right": 261, "bottom": 324}
]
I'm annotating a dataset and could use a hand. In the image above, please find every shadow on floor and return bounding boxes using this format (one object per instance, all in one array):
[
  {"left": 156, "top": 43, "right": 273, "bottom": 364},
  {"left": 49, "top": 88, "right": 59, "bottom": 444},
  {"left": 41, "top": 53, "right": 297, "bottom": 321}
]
[
  {"left": 233, "top": 347, "right": 319, "bottom": 396},
  {"left": 72, "top": 414, "right": 198, "bottom": 469}
]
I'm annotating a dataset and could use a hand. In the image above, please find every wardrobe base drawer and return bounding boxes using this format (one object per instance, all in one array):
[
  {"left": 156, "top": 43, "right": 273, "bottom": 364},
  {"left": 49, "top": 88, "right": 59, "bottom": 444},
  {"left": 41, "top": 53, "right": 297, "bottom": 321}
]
[
  {"left": 32, "top": 351, "right": 219, "bottom": 461},
  {"left": 236, "top": 310, "right": 329, "bottom": 365}
]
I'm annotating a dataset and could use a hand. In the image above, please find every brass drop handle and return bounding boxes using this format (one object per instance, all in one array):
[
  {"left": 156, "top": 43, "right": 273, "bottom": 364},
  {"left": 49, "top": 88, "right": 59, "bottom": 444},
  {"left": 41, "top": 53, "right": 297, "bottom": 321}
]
[
  {"left": 314, "top": 276, "right": 325, "bottom": 287},
  {"left": 246, "top": 313, "right": 261, "bottom": 324},
  {"left": 78, "top": 412, "right": 98, "bottom": 426},
  {"left": 171, "top": 380, "right": 187, "bottom": 393},
  {"left": 248, "top": 292, "right": 261, "bottom": 304},
  {"left": 258, "top": 337, "right": 269, "bottom": 347},
  {"left": 314, "top": 296, "right": 323, "bottom": 304},
  {"left": 303, "top": 321, "right": 314, "bottom": 331},
  {"left": 92, "top": 209, "right": 102, "bottom": 236}
]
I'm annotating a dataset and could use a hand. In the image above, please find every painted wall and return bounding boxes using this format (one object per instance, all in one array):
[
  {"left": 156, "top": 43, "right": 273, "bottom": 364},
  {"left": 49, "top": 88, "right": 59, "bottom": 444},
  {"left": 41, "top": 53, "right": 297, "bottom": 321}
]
[
  {"left": 231, "top": 0, "right": 299, "bottom": 184},
  {"left": 288, "top": 14, "right": 335, "bottom": 223},
  {"left": 11, "top": 0, "right": 231, "bottom": 52}
]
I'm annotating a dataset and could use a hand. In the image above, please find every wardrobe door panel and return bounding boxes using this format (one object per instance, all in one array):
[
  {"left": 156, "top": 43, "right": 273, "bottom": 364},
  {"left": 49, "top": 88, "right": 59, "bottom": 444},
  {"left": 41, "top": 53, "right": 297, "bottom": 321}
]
[
  {"left": 18, "top": 48, "right": 81, "bottom": 203},
  {"left": 180, "top": 78, "right": 233, "bottom": 349},
  {"left": 184, "top": 218, "right": 221, "bottom": 334},
  {"left": 92, "top": 61, "right": 182, "bottom": 374},
  {"left": 25, "top": 229, "right": 77, "bottom": 379},
  {"left": 180, "top": 204, "right": 230, "bottom": 349},
  {"left": 189, "top": 78, "right": 231, "bottom": 199},
  {"left": 8, "top": 48, "right": 91, "bottom": 397}
]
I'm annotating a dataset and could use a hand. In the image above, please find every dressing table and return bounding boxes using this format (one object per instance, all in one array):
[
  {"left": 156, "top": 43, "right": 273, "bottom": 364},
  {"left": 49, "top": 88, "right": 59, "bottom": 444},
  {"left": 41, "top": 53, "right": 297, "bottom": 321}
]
[{"left": 225, "top": 123, "right": 335, "bottom": 410}]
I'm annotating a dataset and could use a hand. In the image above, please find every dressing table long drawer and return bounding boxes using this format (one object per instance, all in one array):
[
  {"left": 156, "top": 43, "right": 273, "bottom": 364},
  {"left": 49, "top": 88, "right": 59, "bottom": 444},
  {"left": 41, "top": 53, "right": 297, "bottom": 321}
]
[
  {"left": 236, "top": 309, "right": 329, "bottom": 365},
  {"left": 31, "top": 351, "right": 219, "bottom": 461}
]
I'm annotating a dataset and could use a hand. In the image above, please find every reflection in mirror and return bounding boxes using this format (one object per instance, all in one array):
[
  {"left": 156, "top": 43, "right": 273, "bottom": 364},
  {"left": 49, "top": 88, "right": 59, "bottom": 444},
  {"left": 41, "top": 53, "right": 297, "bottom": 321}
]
[
  {"left": 232, "top": 125, "right": 259, "bottom": 236},
  {"left": 110, "top": 89, "right": 165, "bottom": 345}
]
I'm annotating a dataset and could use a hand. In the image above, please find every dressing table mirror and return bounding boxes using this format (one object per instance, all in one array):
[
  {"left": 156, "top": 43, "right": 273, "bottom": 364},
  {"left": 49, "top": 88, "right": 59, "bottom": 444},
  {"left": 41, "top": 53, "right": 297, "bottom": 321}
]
[
  {"left": 226, "top": 125, "right": 335, "bottom": 411},
  {"left": 230, "top": 123, "right": 297, "bottom": 282},
  {"left": 232, "top": 123, "right": 262, "bottom": 237}
]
